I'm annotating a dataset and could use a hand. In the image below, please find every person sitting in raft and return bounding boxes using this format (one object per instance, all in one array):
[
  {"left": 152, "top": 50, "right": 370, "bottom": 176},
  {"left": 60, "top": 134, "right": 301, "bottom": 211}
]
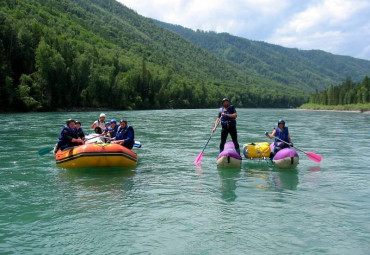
[
  {"left": 91, "top": 113, "right": 106, "bottom": 130},
  {"left": 112, "top": 119, "right": 135, "bottom": 149},
  {"left": 212, "top": 98, "right": 240, "bottom": 155},
  {"left": 265, "top": 119, "right": 293, "bottom": 159},
  {"left": 74, "top": 121, "right": 85, "bottom": 141},
  {"left": 102, "top": 121, "right": 111, "bottom": 135},
  {"left": 109, "top": 119, "right": 119, "bottom": 139},
  {"left": 58, "top": 119, "right": 84, "bottom": 150}
]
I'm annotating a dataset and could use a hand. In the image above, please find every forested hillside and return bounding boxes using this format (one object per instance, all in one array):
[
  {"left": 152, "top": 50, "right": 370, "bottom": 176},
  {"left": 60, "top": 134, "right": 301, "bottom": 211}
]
[
  {"left": 1, "top": 0, "right": 368, "bottom": 112},
  {"left": 308, "top": 76, "right": 369, "bottom": 105},
  {"left": 155, "top": 20, "right": 370, "bottom": 92}
]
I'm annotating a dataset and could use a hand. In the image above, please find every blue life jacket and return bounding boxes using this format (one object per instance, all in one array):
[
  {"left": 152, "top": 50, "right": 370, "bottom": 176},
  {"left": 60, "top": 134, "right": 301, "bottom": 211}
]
[
  {"left": 58, "top": 125, "right": 75, "bottom": 150},
  {"left": 274, "top": 126, "right": 289, "bottom": 146},
  {"left": 110, "top": 125, "right": 119, "bottom": 138},
  {"left": 219, "top": 105, "right": 236, "bottom": 127},
  {"left": 116, "top": 126, "right": 135, "bottom": 148},
  {"left": 73, "top": 127, "right": 85, "bottom": 139}
]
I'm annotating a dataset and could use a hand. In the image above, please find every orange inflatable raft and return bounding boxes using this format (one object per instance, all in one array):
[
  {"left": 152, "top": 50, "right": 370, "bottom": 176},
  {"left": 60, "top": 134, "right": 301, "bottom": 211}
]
[{"left": 55, "top": 143, "right": 137, "bottom": 168}]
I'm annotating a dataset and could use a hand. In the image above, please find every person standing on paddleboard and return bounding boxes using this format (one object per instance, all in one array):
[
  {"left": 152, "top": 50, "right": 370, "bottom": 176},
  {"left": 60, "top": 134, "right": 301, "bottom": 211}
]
[{"left": 212, "top": 98, "right": 240, "bottom": 155}]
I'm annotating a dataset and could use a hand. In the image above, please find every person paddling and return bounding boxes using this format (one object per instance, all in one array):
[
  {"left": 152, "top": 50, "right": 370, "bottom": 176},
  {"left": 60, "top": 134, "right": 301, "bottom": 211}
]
[
  {"left": 91, "top": 113, "right": 106, "bottom": 130},
  {"left": 212, "top": 98, "right": 240, "bottom": 155},
  {"left": 265, "top": 119, "right": 293, "bottom": 159},
  {"left": 57, "top": 119, "right": 84, "bottom": 150},
  {"left": 112, "top": 119, "right": 135, "bottom": 149}
]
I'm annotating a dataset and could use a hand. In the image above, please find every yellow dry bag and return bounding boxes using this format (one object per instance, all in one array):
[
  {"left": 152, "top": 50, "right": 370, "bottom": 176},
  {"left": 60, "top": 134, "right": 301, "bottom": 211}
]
[{"left": 243, "top": 142, "right": 271, "bottom": 159}]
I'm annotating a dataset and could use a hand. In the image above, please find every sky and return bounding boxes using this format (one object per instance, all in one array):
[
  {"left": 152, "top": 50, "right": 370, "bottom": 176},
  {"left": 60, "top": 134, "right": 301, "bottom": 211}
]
[{"left": 117, "top": 0, "right": 370, "bottom": 60}]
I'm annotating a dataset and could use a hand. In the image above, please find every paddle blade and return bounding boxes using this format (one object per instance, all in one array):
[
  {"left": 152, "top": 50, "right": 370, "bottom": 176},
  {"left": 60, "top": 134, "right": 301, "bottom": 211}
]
[
  {"left": 194, "top": 151, "right": 204, "bottom": 165},
  {"left": 38, "top": 147, "right": 54, "bottom": 156},
  {"left": 306, "top": 152, "right": 322, "bottom": 163}
]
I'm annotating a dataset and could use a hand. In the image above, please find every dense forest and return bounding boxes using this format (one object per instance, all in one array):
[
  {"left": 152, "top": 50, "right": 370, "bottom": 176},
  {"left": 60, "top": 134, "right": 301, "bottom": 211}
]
[
  {"left": 0, "top": 0, "right": 369, "bottom": 112},
  {"left": 308, "top": 77, "right": 369, "bottom": 105},
  {"left": 155, "top": 20, "right": 370, "bottom": 92}
]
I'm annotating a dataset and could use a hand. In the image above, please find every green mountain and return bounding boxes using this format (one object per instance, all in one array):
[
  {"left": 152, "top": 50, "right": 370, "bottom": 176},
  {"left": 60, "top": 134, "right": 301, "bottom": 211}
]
[
  {"left": 1, "top": 0, "right": 369, "bottom": 112},
  {"left": 154, "top": 20, "right": 370, "bottom": 93}
]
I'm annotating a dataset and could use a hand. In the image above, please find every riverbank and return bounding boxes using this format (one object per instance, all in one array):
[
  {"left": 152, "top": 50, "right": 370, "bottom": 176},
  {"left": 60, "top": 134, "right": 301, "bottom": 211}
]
[{"left": 299, "top": 103, "right": 370, "bottom": 113}]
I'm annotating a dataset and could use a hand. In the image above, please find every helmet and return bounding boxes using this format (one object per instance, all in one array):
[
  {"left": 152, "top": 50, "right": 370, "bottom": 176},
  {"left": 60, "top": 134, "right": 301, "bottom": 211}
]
[
  {"left": 100, "top": 113, "right": 106, "bottom": 118},
  {"left": 222, "top": 98, "right": 229, "bottom": 103},
  {"left": 278, "top": 119, "right": 285, "bottom": 125},
  {"left": 110, "top": 119, "right": 117, "bottom": 124},
  {"left": 66, "top": 119, "right": 75, "bottom": 125},
  {"left": 105, "top": 121, "right": 111, "bottom": 126},
  {"left": 120, "top": 119, "right": 127, "bottom": 125},
  {"left": 75, "top": 121, "right": 81, "bottom": 125}
]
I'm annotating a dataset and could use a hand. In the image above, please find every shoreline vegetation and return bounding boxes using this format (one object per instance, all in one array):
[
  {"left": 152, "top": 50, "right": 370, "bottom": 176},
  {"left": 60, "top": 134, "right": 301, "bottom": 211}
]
[{"left": 299, "top": 103, "right": 370, "bottom": 113}]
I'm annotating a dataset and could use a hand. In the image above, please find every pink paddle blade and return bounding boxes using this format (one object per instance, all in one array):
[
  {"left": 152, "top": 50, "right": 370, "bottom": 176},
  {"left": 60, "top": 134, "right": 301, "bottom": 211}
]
[
  {"left": 194, "top": 151, "right": 204, "bottom": 165},
  {"left": 307, "top": 152, "right": 322, "bottom": 163}
]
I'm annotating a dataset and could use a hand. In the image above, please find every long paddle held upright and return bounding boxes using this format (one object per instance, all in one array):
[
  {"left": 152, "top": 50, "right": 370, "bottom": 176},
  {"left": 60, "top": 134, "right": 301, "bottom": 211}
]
[
  {"left": 194, "top": 118, "right": 220, "bottom": 165},
  {"left": 268, "top": 134, "right": 322, "bottom": 163}
]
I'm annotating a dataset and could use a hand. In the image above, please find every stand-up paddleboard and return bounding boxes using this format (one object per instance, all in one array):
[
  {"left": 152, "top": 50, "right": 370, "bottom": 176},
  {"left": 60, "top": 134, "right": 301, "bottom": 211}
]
[{"left": 217, "top": 142, "right": 242, "bottom": 168}]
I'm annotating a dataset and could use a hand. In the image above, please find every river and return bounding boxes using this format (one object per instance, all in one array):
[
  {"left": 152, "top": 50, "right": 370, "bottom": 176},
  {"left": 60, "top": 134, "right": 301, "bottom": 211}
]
[{"left": 0, "top": 109, "right": 369, "bottom": 254}]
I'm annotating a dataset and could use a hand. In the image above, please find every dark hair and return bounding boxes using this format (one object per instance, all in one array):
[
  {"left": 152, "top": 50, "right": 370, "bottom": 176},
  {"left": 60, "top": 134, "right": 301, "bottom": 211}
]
[
  {"left": 76, "top": 121, "right": 81, "bottom": 125},
  {"left": 94, "top": 127, "right": 102, "bottom": 134},
  {"left": 120, "top": 119, "right": 127, "bottom": 125},
  {"left": 66, "top": 119, "right": 75, "bottom": 125}
]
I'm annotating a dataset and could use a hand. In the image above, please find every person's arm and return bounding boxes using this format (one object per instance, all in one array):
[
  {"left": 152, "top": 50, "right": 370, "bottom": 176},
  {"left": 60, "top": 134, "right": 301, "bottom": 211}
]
[
  {"left": 288, "top": 133, "right": 292, "bottom": 144},
  {"left": 90, "top": 121, "right": 96, "bottom": 129},
  {"left": 223, "top": 106, "right": 237, "bottom": 119},
  {"left": 223, "top": 112, "right": 237, "bottom": 119},
  {"left": 212, "top": 117, "right": 221, "bottom": 133},
  {"left": 265, "top": 129, "right": 276, "bottom": 139}
]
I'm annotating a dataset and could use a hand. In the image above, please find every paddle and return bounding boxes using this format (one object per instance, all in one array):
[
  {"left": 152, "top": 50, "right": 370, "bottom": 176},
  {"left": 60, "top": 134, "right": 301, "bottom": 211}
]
[
  {"left": 194, "top": 117, "right": 221, "bottom": 165},
  {"left": 38, "top": 147, "right": 55, "bottom": 156},
  {"left": 266, "top": 133, "right": 322, "bottom": 163}
]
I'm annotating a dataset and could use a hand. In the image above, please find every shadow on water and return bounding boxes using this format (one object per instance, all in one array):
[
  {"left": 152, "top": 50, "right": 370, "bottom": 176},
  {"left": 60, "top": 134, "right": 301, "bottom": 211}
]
[
  {"left": 57, "top": 166, "right": 137, "bottom": 193},
  {"left": 217, "top": 168, "right": 241, "bottom": 202}
]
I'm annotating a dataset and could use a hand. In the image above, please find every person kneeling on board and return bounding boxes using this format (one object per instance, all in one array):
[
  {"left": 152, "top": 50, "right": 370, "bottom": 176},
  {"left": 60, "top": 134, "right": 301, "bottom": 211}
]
[
  {"left": 57, "top": 119, "right": 84, "bottom": 151},
  {"left": 265, "top": 119, "right": 293, "bottom": 159},
  {"left": 112, "top": 119, "right": 135, "bottom": 149}
]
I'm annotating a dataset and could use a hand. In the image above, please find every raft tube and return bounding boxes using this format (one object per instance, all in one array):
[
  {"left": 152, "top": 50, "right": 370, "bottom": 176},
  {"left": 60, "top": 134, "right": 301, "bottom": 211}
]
[
  {"left": 55, "top": 143, "right": 137, "bottom": 169},
  {"left": 217, "top": 142, "right": 242, "bottom": 168},
  {"left": 270, "top": 143, "right": 299, "bottom": 169}
]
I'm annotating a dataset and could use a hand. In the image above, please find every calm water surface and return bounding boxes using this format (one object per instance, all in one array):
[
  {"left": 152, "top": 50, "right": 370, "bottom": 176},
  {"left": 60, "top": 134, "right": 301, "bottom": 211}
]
[{"left": 0, "top": 109, "right": 369, "bottom": 254}]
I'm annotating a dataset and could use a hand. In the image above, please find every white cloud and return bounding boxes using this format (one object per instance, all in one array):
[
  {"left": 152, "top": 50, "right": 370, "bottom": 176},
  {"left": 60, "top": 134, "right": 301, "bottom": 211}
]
[
  {"left": 268, "top": 0, "right": 370, "bottom": 59},
  {"left": 118, "top": 0, "right": 370, "bottom": 60}
]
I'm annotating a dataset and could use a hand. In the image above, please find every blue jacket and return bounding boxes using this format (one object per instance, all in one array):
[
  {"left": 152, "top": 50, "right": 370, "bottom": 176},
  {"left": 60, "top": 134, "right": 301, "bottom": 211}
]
[
  {"left": 73, "top": 127, "right": 85, "bottom": 140},
  {"left": 116, "top": 126, "right": 135, "bottom": 148},
  {"left": 58, "top": 126, "right": 76, "bottom": 150},
  {"left": 110, "top": 125, "right": 119, "bottom": 138},
  {"left": 219, "top": 105, "right": 236, "bottom": 127},
  {"left": 274, "top": 126, "right": 289, "bottom": 146}
]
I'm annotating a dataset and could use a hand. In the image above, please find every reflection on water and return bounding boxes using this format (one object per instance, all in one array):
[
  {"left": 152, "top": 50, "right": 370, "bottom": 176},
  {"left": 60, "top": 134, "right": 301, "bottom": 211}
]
[
  {"left": 271, "top": 169, "right": 299, "bottom": 191},
  {"left": 58, "top": 167, "right": 137, "bottom": 194},
  {"left": 308, "top": 166, "right": 321, "bottom": 172},
  {"left": 218, "top": 168, "right": 241, "bottom": 202}
]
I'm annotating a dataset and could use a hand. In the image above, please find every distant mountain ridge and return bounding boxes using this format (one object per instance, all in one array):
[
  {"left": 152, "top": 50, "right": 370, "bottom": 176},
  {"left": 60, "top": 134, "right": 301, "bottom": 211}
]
[
  {"left": 1, "top": 0, "right": 369, "bottom": 112},
  {"left": 154, "top": 20, "right": 370, "bottom": 92}
]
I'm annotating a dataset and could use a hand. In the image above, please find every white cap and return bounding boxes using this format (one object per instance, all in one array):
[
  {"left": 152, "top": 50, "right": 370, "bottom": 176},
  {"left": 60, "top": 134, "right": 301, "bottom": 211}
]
[{"left": 100, "top": 113, "right": 106, "bottom": 117}]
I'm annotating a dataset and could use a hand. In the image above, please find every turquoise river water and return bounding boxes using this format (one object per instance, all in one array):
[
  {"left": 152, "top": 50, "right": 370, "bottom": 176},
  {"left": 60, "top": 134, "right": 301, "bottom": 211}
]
[{"left": 0, "top": 109, "right": 369, "bottom": 254}]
